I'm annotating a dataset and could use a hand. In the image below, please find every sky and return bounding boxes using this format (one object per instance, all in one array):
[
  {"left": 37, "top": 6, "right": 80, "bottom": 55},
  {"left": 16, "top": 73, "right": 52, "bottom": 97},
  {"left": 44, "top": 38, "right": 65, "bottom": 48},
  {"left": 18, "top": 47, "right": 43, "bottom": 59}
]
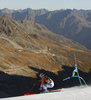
[{"left": 0, "top": 0, "right": 91, "bottom": 11}]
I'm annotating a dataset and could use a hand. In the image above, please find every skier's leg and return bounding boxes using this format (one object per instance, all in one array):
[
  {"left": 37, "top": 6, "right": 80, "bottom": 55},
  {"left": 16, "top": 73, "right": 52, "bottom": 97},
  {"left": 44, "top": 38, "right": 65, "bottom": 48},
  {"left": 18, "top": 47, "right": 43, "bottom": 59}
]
[
  {"left": 46, "top": 81, "right": 54, "bottom": 88},
  {"left": 42, "top": 84, "right": 48, "bottom": 93}
]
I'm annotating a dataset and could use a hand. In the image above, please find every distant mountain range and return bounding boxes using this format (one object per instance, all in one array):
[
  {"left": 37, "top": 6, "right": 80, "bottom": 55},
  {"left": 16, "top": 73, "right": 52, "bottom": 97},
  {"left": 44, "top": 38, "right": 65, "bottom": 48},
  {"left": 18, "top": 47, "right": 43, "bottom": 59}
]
[
  {"left": 35, "top": 9, "right": 91, "bottom": 50},
  {"left": 0, "top": 8, "right": 91, "bottom": 50}
]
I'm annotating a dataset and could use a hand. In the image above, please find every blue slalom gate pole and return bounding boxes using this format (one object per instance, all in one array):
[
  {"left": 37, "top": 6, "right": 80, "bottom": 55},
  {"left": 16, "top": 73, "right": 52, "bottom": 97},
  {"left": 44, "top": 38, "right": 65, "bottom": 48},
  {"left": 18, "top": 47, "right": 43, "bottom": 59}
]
[
  {"left": 74, "top": 54, "right": 83, "bottom": 87},
  {"left": 63, "top": 75, "right": 87, "bottom": 86},
  {"left": 63, "top": 53, "right": 87, "bottom": 87}
]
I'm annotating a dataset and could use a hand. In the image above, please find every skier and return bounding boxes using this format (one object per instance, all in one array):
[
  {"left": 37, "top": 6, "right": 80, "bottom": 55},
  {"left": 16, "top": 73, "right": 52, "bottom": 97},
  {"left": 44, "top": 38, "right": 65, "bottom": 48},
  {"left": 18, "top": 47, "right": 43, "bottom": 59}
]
[{"left": 39, "top": 73, "right": 54, "bottom": 93}]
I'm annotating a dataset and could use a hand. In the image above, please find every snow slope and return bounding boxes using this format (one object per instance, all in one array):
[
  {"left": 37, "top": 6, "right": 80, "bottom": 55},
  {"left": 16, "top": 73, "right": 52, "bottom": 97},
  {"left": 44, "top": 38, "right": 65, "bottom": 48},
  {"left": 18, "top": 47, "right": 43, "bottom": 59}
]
[{"left": 1, "top": 86, "right": 91, "bottom": 100}]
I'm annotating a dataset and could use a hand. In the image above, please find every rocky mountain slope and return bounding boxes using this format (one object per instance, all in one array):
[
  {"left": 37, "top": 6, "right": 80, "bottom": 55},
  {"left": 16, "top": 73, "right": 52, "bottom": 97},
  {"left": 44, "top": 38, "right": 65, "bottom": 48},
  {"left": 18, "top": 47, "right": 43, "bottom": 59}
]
[
  {"left": 0, "top": 15, "right": 91, "bottom": 98},
  {"left": 0, "top": 15, "right": 90, "bottom": 74},
  {"left": 1, "top": 8, "right": 91, "bottom": 49},
  {"left": 35, "top": 9, "right": 91, "bottom": 50}
]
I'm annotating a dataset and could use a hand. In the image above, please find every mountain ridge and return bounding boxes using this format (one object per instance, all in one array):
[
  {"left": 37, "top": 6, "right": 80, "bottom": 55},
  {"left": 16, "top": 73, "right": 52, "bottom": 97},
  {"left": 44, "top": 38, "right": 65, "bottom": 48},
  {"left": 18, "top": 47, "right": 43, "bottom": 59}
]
[
  {"left": 34, "top": 10, "right": 91, "bottom": 50},
  {"left": 1, "top": 8, "right": 91, "bottom": 49},
  {"left": 1, "top": 8, "right": 91, "bottom": 50}
]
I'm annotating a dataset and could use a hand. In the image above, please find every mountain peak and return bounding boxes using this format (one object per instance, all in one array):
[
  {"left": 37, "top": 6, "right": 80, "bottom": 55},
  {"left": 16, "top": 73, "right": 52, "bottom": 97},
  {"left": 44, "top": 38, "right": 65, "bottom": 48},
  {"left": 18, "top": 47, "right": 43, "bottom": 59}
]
[{"left": 2, "top": 8, "right": 14, "bottom": 13}]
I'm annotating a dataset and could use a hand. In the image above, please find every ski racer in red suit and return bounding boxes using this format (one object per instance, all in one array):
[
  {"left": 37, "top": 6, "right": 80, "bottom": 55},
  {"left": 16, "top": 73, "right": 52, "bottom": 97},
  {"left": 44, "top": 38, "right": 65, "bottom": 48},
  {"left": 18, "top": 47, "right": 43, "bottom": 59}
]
[{"left": 39, "top": 73, "right": 54, "bottom": 93}]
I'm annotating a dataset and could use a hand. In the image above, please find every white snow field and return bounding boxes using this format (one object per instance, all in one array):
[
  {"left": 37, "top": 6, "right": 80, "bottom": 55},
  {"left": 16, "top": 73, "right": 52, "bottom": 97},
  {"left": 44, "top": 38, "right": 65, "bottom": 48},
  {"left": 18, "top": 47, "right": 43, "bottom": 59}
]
[{"left": 1, "top": 86, "right": 91, "bottom": 100}]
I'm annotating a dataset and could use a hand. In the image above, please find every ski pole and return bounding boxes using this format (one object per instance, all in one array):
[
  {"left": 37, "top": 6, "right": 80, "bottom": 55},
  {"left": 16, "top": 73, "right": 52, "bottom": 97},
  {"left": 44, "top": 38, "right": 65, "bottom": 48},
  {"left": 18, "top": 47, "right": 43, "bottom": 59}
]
[{"left": 28, "top": 81, "right": 38, "bottom": 94}]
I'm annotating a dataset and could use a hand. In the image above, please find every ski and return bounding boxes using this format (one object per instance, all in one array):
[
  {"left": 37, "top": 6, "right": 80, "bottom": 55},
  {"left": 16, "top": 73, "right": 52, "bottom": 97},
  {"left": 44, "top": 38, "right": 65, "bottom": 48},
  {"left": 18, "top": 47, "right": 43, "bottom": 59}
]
[
  {"left": 24, "top": 89, "right": 62, "bottom": 96},
  {"left": 24, "top": 93, "right": 36, "bottom": 96},
  {"left": 48, "top": 89, "right": 62, "bottom": 92}
]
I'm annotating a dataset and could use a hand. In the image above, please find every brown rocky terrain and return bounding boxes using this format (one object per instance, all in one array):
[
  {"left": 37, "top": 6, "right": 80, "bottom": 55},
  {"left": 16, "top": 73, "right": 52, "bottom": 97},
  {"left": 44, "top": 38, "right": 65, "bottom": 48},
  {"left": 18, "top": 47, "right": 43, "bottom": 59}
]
[{"left": 0, "top": 15, "right": 91, "bottom": 98}]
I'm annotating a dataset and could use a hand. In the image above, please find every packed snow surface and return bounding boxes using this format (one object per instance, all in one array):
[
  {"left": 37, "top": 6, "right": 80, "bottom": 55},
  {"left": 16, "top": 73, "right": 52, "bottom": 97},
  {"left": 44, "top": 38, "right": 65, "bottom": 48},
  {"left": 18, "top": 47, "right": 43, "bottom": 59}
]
[{"left": 1, "top": 86, "right": 91, "bottom": 100}]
